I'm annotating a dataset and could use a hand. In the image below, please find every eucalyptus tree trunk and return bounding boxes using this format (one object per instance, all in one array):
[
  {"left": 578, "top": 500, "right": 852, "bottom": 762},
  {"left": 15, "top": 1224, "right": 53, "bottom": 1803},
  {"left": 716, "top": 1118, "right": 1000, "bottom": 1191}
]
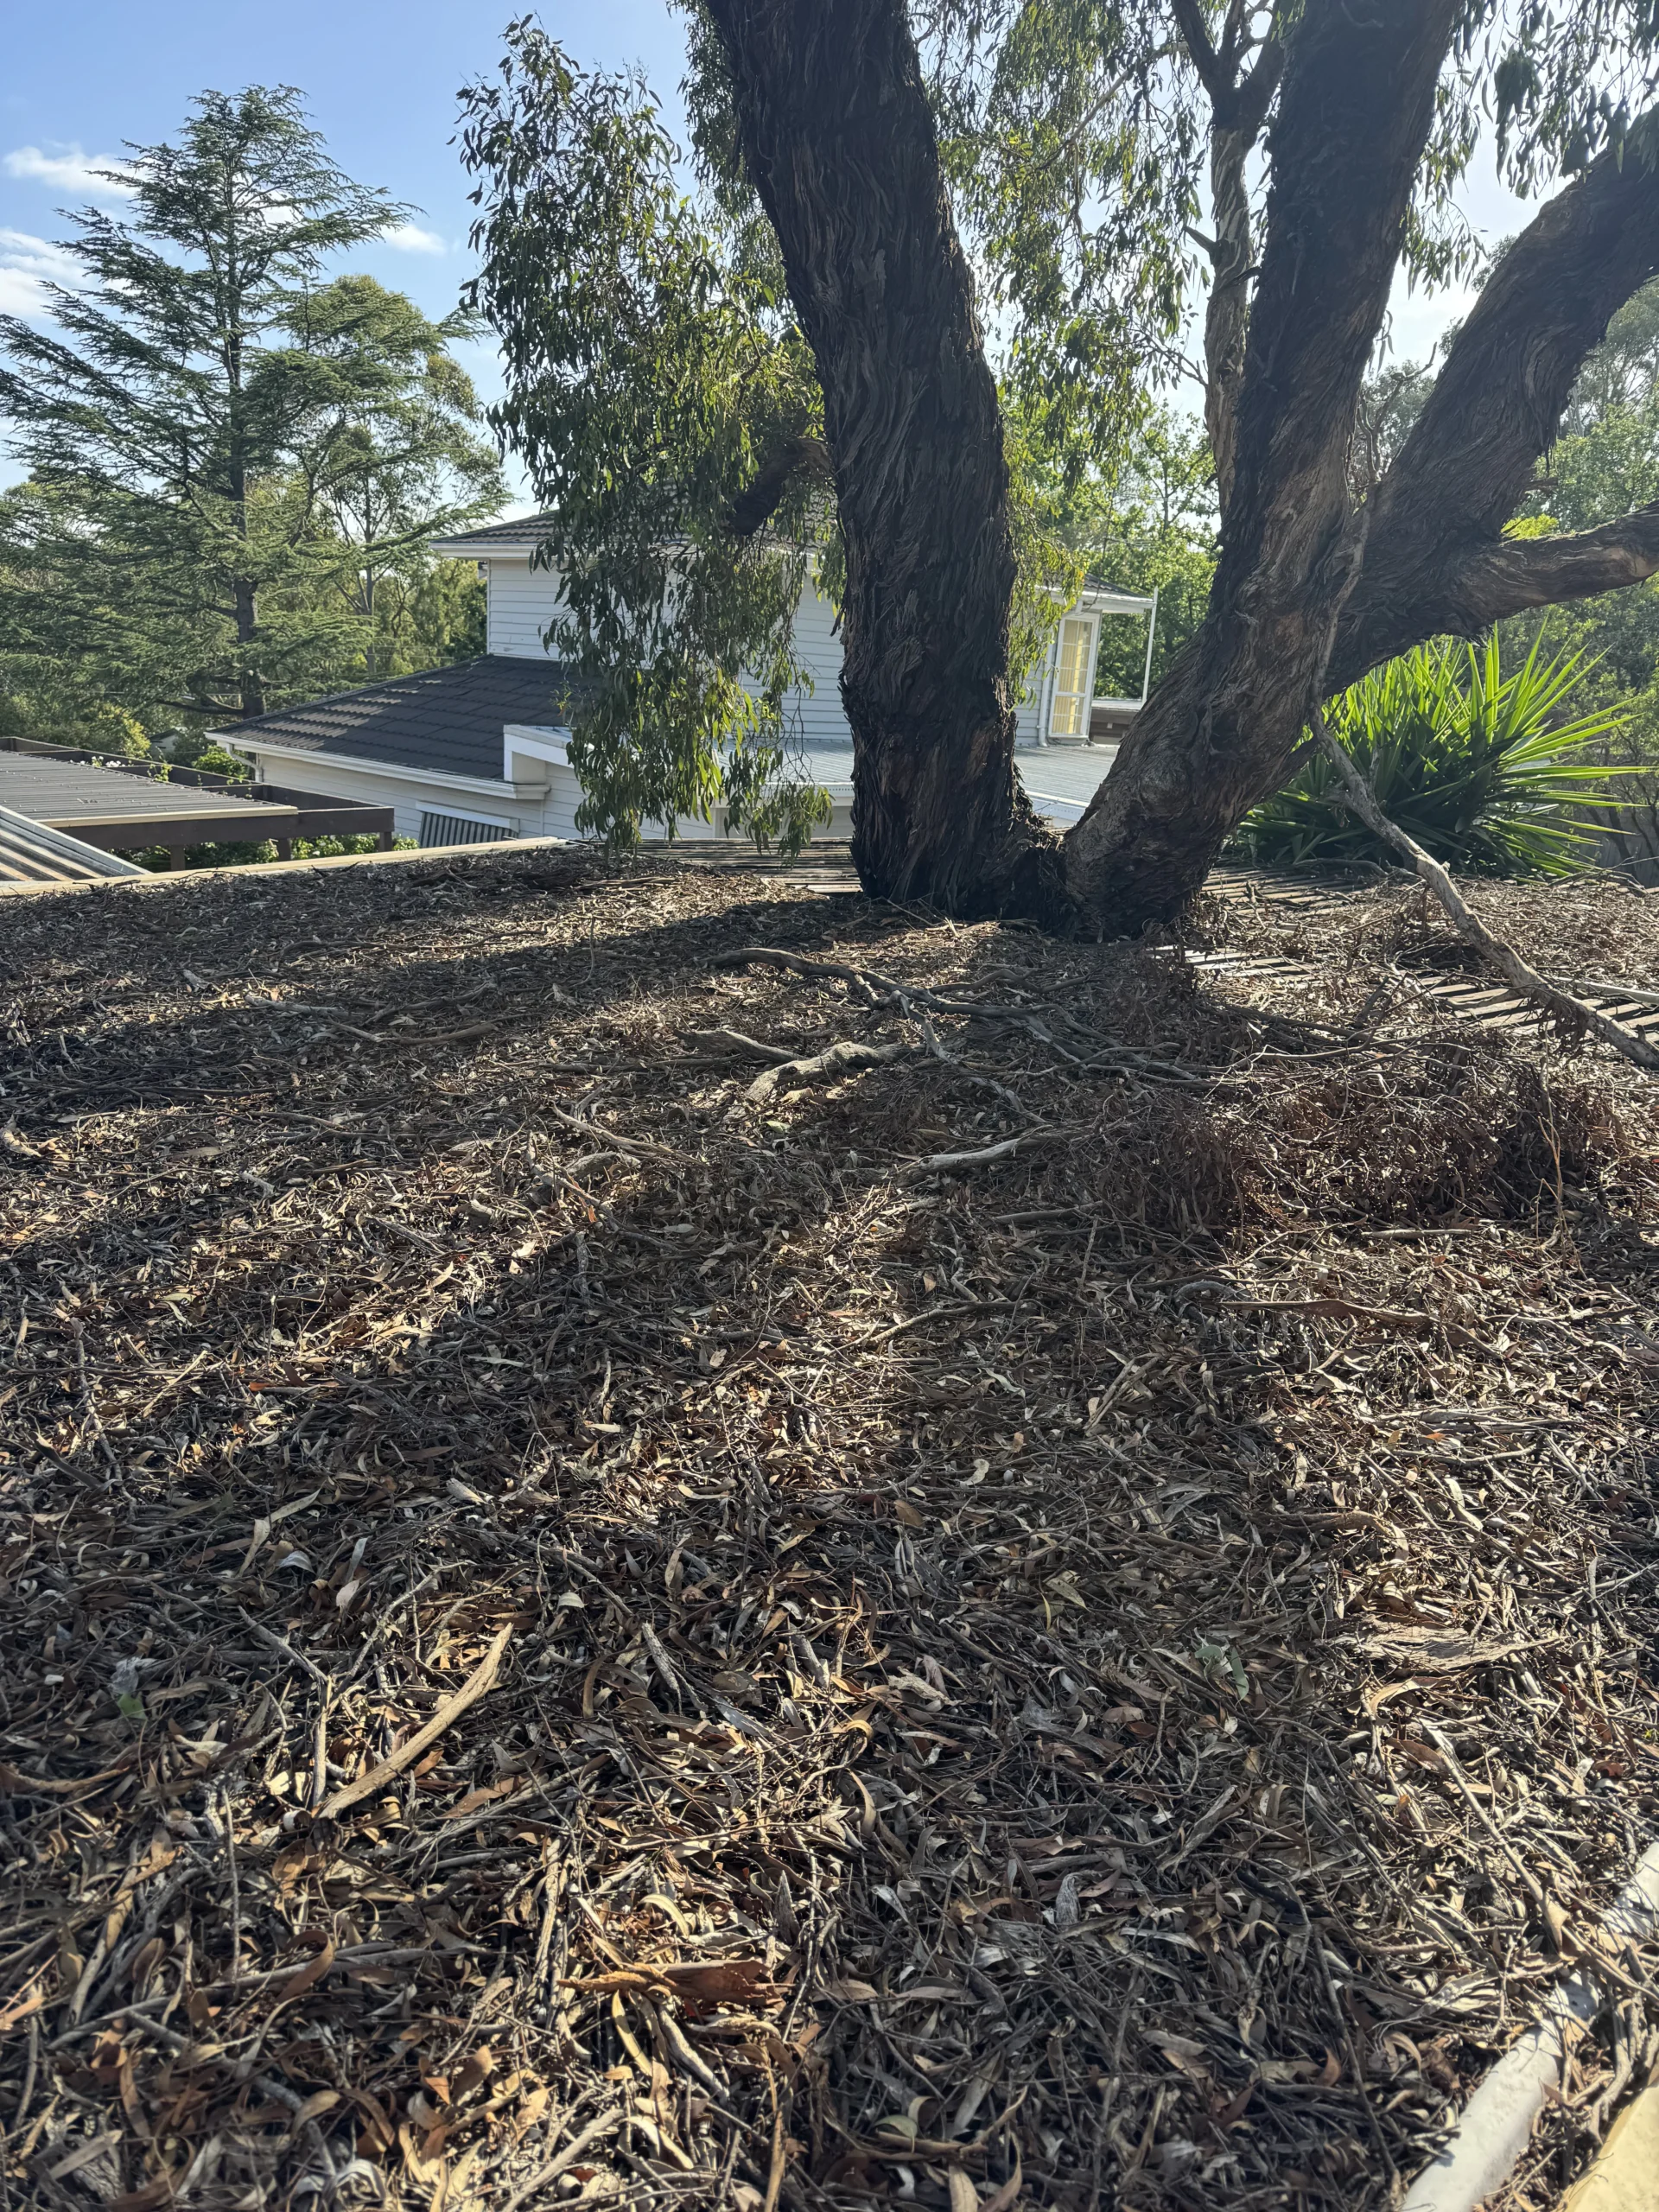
[
  {"left": 1061, "top": 0, "right": 1463, "bottom": 930},
  {"left": 1329, "top": 137, "right": 1659, "bottom": 688},
  {"left": 702, "top": 0, "right": 1060, "bottom": 918},
  {"left": 1068, "top": 29, "right": 1659, "bottom": 930},
  {"left": 709, "top": 0, "right": 1659, "bottom": 938}
]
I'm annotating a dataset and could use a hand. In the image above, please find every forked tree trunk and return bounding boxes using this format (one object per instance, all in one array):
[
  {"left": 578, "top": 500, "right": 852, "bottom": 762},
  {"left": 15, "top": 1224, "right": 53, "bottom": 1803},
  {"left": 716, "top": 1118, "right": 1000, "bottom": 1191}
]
[
  {"left": 702, "top": 0, "right": 1060, "bottom": 919},
  {"left": 1073, "top": 73, "right": 1659, "bottom": 930},
  {"left": 710, "top": 0, "right": 1659, "bottom": 938},
  {"left": 1061, "top": 0, "right": 1463, "bottom": 931},
  {"left": 1331, "top": 132, "right": 1659, "bottom": 688}
]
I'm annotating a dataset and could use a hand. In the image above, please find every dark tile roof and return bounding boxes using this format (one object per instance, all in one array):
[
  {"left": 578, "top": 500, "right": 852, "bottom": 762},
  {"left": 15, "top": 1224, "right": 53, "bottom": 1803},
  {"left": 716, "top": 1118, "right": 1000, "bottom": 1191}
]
[
  {"left": 220, "top": 658, "right": 582, "bottom": 783},
  {"left": 431, "top": 513, "right": 556, "bottom": 556}
]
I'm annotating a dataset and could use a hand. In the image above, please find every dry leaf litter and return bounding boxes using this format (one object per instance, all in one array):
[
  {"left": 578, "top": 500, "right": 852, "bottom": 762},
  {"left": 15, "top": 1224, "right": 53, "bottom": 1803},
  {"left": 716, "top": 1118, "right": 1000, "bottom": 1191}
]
[{"left": 2, "top": 848, "right": 1656, "bottom": 2212}]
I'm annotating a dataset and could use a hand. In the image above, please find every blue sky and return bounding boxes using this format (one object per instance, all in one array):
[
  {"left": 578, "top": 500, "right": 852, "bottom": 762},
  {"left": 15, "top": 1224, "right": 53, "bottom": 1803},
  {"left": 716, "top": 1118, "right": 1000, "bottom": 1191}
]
[
  {"left": 0, "top": 1, "right": 692, "bottom": 498},
  {"left": 2, "top": 1, "right": 1532, "bottom": 502}
]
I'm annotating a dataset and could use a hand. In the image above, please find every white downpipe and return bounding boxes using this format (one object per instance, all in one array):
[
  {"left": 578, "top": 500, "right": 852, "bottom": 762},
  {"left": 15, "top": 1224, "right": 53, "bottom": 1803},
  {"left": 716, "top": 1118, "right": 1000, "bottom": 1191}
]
[{"left": 1139, "top": 587, "right": 1160, "bottom": 705}]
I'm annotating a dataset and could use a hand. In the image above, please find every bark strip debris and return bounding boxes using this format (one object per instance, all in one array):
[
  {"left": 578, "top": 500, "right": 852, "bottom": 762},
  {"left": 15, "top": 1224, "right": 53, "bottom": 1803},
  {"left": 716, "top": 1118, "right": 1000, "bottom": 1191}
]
[{"left": 2, "top": 843, "right": 1654, "bottom": 2209}]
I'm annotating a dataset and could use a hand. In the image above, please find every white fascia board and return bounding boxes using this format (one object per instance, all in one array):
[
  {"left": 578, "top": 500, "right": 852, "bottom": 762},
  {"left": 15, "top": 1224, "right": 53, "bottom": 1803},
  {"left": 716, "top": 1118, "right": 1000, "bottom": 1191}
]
[
  {"left": 1075, "top": 585, "right": 1157, "bottom": 617},
  {"left": 503, "top": 723, "right": 573, "bottom": 774},
  {"left": 1029, "top": 582, "right": 1156, "bottom": 618},
  {"left": 429, "top": 534, "right": 539, "bottom": 559},
  {"left": 233, "top": 734, "right": 522, "bottom": 803},
  {"left": 438, "top": 543, "right": 537, "bottom": 562}
]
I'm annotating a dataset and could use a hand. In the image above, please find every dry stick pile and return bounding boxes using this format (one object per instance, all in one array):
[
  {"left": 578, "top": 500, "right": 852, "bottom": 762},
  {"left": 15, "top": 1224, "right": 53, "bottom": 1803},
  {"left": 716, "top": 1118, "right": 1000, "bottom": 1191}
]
[{"left": 2, "top": 848, "right": 1656, "bottom": 2212}]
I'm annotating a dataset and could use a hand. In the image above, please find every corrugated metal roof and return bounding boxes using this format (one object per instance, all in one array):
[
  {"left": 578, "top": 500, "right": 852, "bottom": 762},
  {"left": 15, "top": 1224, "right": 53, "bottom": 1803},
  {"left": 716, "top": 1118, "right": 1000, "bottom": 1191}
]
[
  {"left": 0, "top": 804, "right": 146, "bottom": 887},
  {"left": 0, "top": 753, "right": 301, "bottom": 833}
]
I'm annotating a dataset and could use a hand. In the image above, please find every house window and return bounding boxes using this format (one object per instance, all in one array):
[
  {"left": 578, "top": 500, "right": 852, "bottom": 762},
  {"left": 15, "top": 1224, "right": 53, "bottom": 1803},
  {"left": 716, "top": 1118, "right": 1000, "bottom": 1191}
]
[
  {"left": 1049, "top": 615, "right": 1099, "bottom": 739},
  {"left": 419, "top": 810, "right": 513, "bottom": 849}
]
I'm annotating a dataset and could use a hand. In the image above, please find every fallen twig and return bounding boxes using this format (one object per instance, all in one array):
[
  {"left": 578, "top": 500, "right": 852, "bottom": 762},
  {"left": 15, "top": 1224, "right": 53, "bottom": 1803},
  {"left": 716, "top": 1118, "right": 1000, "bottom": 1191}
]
[
  {"left": 906, "top": 1128, "right": 1069, "bottom": 1175},
  {"left": 690, "top": 1027, "right": 795, "bottom": 1063},
  {"left": 712, "top": 944, "right": 1206, "bottom": 1080},
  {"left": 1311, "top": 704, "right": 1659, "bottom": 1073},
  {"left": 499, "top": 2108, "right": 624, "bottom": 2212},
  {"left": 315, "top": 1622, "right": 512, "bottom": 1822},
  {"left": 1222, "top": 1295, "right": 1485, "bottom": 1351},
  {"left": 237, "top": 1607, "right": 330, "bottom": 1691},
  {"left": 747, "top": 1038, "right": 907, "bottom": 1103},
  {"left": 543, "top": 1101, "right": 692, "bottom": 1162}
]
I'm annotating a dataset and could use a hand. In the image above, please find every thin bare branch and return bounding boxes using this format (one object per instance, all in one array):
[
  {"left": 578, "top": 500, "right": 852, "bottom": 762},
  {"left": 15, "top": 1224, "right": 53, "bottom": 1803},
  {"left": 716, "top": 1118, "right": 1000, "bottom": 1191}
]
[{"left": 1310, "top": 704, "right": 1659, "bottom": 1074}]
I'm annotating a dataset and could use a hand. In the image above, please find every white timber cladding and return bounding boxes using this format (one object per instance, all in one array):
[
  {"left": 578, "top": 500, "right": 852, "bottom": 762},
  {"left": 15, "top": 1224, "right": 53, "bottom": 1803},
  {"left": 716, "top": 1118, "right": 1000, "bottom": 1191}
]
[
  {"left": 233, "top": 730, "right": 1098, "bottom": 841},
  {"left": 474, "top": 552, "right": 1105, "bottom": 748},
  {"left": 236, "top": 730, "right": 858, "bottom": 848},
  {"left": 241, "top": 531, "right": 1159, "bottom": 846},
  {"left": 238, "top": 745, "right": 545, "bottom": 844},
  {"left": 483, "top": 558, "right": 568, "bottom": 659},
  {"left": 780, "top": 576, "right": 855, "bottom": 749}
]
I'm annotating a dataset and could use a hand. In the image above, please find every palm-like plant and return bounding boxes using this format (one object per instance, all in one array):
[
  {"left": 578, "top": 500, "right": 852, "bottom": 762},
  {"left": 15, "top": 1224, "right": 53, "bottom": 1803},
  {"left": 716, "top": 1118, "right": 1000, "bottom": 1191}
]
[{"left": 1241, "top": 633, "right": 1633, "bottom": 875}]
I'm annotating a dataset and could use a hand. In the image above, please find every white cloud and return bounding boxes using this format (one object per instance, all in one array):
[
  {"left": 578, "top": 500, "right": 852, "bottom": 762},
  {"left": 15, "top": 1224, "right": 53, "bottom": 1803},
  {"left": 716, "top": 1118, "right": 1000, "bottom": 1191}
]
[
  {"left": 4, "top": 143, "right": 135, "bottom": 200},
  {"left": 0, "top": 226, "right": 79, "bottom": 315},
  {"left": 383, "top": 222, "right": 445, "bottom": 255}
]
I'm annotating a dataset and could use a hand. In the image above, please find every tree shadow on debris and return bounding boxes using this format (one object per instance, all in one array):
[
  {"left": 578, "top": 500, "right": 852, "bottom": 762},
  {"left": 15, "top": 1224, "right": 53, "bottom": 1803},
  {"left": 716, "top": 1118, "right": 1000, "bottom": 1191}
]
[{"left": 3, "top": 852, "right": 1656, "bottom": 2212}]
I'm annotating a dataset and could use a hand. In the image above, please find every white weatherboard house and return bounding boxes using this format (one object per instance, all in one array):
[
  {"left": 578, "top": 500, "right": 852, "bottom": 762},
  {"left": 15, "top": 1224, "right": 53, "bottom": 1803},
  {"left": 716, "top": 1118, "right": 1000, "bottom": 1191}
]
[{"left": 225, "top": 517, "right": 1157, "bottom": 849}]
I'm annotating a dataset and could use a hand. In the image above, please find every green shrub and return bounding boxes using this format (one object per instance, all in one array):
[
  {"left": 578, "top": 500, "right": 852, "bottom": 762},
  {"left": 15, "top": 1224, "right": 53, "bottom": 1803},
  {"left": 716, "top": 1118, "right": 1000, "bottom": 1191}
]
[
  {"left": 129, "top": 831, "right": 416, "bottom": 873},
  {"left": 188, "top": 744, "right": 251, "bottom": 779},
  {"left": 1240, "top": 633, "right": 1633, "bottom": 876}
]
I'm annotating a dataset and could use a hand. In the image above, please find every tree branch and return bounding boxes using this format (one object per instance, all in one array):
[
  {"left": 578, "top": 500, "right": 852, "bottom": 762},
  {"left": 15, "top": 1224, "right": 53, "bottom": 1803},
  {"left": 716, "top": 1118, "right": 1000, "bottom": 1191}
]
[
  {"left": 1335, "top": 120, "right": 1659, "bottom": 684},
  {"left": 1172, "top": 0, "right": 1281, "bottom": 126},
  {"left": 726, "top": 431, "right": 834, "bottom": 537},
  {"left": 1433, "top": 504, "right": 1659, "bottom": 630},
  {"left": 1228, "top": 31, "right": 1283, "bottom": 142},
  {"left": 1209, "top": 0, "right": 1459, "bottom": 577},
  {"left": 1169, "top": 0, "right": 1228, "bottom": 103},
  {"left": 1182, "top": 1, "right": 1280, "bottom": 518},
  {"left": 1066, "top": 0, "right": 1465, "bottom": 929},
  {"left": 1309, "top": 704, "right": 1659, "bottom": 1075}
]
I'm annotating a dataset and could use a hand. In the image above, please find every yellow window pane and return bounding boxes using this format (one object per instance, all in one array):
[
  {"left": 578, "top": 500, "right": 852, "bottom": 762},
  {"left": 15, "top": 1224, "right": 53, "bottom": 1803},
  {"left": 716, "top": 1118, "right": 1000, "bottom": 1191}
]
[{"left": 1050, "top": 616, "right": 1094, "bottom": 737}]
